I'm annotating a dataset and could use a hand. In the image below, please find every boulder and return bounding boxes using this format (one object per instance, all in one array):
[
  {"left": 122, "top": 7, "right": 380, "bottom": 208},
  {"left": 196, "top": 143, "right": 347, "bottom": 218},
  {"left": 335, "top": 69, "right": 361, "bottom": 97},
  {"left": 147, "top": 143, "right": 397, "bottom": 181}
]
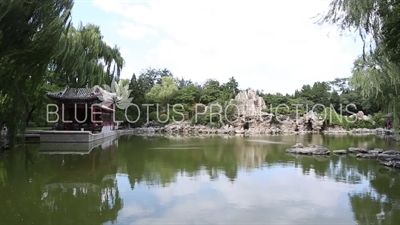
[
  {"left": 333, "top": 149, "right": 347, "bottom": 155},
  {"left": 286, "top": 143, "right": 330, "bottom": 155},
  {"left": 377, "top": 150, "right": 400, "bottom": 169},
  {"left": 348, "top": 147, "right": 368, "bottom": 154},
  {"left": 368, "top": 148, "right": 383, "bottom": 154},
  {"left": 356, "top": 153, "right": 379, "bottom": 159}
]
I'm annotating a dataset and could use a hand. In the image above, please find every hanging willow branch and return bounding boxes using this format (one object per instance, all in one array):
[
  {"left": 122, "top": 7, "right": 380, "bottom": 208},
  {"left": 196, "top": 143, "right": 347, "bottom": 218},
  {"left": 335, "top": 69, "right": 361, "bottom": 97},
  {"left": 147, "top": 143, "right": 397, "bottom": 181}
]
[
  {"left": 50, "top": 22, "right": 124, "bottom": 88},
  {"left": 319, "top": 0, "right": 400, "bottom": 133},
  {"left": 0, "top": 0, "right": 73, "bottom": 148}
]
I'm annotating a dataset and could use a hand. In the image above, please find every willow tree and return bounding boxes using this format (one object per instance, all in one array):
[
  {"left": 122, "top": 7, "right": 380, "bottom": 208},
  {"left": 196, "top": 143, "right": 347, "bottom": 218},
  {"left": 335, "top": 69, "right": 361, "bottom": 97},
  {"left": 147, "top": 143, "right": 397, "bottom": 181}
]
[
  {"left": 319, "top": 0, "right": 400, "bottom": 129},
  {"left": 26, "top": 23, "right": 125, "bottom": 128},
  {"left": 48, "top": 23, "right": 124, "bottom": 88},
  {"left": 0, "top": 0, "right": 73, "bottom": 148},
  {"left": 350, "top": 54, "right": 400, "bottom": 126}
]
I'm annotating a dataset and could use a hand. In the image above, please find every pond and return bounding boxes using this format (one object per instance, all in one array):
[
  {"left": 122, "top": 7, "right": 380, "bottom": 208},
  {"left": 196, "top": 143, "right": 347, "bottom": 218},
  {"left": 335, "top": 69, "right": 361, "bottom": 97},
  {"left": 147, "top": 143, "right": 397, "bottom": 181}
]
[{"left": 0, "top": 134, "right": 400, "bottom": 225}]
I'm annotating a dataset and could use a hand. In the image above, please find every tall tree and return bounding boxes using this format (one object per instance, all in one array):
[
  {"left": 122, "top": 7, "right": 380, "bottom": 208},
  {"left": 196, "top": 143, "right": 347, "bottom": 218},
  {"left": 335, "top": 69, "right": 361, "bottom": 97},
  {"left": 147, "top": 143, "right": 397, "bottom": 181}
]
[
  {"left": 318, "top": 0, "right": 400, "bottom": 129},
  {"left": 0, "top": 0, "right": 73, "bottom": 147},
  {"left": 200, "top": 79, "right": 221, "bottom": 104},
  {"left": 146, "top": 76, "right": 178, "bottom": 107},
  {"left": 49, "top": 23, "right": 124, "bottom": 88}
]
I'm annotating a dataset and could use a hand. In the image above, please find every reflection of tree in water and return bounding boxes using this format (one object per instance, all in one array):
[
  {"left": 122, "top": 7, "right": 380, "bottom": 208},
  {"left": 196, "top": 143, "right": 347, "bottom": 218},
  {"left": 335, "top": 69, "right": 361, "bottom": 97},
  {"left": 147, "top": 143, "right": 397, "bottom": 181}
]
[
  {"left": 118, "top": 136, "right": 271, "bottom": 187},
  {"left": 349, "top": 188, "right": 400, "bottom": 225},
  {"left": 348, "top": 168, "right": 400, "bottom": 225},
  {"left": 118, "top": 135, "right": 400, "bottom": 225},
  {"left": 118, "top": 135, "right": 398, "bottom": 188},
  {"left": 285, "top": 147, "right": 400, "bottom": 224},
  {"left": 279, "top": 151, "right": 400, "bottom": 225},
  {"left": 0, "top": 143, "right": 122, "bottom": 225}
]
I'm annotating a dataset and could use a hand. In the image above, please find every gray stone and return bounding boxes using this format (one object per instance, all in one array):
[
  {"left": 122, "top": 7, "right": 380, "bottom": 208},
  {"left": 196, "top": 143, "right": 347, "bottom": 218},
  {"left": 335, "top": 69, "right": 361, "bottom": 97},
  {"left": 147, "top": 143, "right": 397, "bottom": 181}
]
[
  {"left": 348, "top": 147, "right": 368, "bottom": 154},
  {"left": 368, "top": 148, "right": 383, "bottom": 154},
  {"left": 234, "top": 90, "right": 267, "bottom": 117},
  {"left": 333, "top": 149, "right": 347, "bottom": 155},
  {"left": 286, "top": 143, "right": 330, "bottom": 155},
  {"left": 377, "top": 150, "right": 400, "bottom": 169},
  {"left": 356, "top": 153, "right": 378, "bottom": 159}
]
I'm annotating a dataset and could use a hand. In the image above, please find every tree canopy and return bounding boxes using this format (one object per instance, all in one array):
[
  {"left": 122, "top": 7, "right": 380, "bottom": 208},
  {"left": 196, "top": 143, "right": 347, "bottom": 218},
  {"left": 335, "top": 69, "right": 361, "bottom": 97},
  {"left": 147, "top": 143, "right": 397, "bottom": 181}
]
[
  {"left": 318, "top": 0, "right": 400, "bottom": 131},
  {"left": 0, "top": 0, "right": 124, "bottom": 148}
]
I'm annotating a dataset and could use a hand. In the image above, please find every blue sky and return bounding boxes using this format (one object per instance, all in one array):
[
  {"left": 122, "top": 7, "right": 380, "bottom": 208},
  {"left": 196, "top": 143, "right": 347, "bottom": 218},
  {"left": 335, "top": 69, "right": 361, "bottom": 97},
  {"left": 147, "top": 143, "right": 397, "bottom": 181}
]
[{"left": 71, "top": 0, "right": 363, "bottom": 94}]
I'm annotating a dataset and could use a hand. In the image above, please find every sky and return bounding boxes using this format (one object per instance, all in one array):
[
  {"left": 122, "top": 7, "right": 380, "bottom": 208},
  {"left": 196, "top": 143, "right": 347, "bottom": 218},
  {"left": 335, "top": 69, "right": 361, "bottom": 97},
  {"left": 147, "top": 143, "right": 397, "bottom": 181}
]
[{"left": 71, "top": 0, "right": 363, "bottom": 95}]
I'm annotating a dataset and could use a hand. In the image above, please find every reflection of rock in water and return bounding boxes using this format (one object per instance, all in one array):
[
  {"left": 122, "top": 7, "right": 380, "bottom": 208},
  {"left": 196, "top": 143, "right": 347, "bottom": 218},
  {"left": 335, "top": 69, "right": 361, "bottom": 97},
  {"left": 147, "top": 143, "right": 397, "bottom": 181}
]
[
  {"left": 235, "top": 144, "right": 268, "bottom": 169},
  {"left": 290, "top": 154, "right": 330, "bottom": 162}
]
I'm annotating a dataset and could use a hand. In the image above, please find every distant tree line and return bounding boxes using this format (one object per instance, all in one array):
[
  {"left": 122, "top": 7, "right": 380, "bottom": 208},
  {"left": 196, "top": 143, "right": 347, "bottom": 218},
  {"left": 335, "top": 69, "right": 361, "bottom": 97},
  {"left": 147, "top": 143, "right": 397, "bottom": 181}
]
[{"left": 112, "top": 67, "right": 383, "bottom": 129}]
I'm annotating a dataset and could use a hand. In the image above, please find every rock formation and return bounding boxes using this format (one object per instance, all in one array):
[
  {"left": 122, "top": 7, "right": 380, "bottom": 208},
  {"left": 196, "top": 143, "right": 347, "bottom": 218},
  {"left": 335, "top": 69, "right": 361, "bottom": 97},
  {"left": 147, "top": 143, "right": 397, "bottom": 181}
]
[
  {"left": 234, "top": 89, "right": 266, "bottom": 117},
  {"left": 349, "top": 111, "right": 373, "bottom": 121},
  {"left": 285, "top": 143, "right": 330, "bottom": 155},
  {"left": 226, "top": 90, "right": 325, "bottom": 133},
  {"left": 138, "top": 89, "right": 385, "bottom": 135}
]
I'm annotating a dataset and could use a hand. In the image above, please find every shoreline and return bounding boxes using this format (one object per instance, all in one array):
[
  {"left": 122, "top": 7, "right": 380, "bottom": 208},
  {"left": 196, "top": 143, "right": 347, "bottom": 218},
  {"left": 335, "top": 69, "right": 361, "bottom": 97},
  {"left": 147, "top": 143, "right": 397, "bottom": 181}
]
[
  {"left": 126, "top": 126, "right": 400, "bottom": 144},
  {"left": 0, "top": 126, "right": 397, "bottom": 153},
  {"left": 128, "top": 126, "right": 394, "bottom": 137}
]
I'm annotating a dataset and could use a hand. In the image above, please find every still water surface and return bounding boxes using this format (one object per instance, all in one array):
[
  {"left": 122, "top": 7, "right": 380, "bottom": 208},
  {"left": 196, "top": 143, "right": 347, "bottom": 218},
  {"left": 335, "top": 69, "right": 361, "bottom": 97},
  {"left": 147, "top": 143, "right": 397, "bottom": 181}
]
[{"left": 1, "top": 134, "right": 400, "bottom": 225}]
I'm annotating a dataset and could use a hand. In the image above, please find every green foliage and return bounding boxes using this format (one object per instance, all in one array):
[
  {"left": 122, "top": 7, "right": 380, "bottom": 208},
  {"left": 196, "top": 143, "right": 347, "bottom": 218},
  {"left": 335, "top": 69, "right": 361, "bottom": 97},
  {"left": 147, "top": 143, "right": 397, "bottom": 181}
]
[
  {"left": 372, "top": 112, "right": 385, "bottom": 127},
  {"left": 124, "top": 65, "right": 384, "bottom": 130},
  {"left": 191, "top": 101, "right": 238, "bottom": 128},
  {"left": 318, "top": 0, "right": 400, "bottom": 132},
  {"left": 169, "top": 107, "right": 185, "bottom": 123},
  {"left": 49, "top": 23, "right": 124, "bottom": 88},
  {"left": 321, "top": 107, "right": 379, "bottom": 130},
  {"left": 199, "top": 79, "right": 221, "bottom": 104},
  {"left": 146, "top": 76, "right": 178, "bottom": 106},
  {"left": 149, "top": 111, "right": 158, "bottom": 121},
  {"left": 0, "top": 0, "right": 73, "bottom": 147},
  {"left": 174, "top": 83, "right": 201, "bottom": 108},
  {"left": 158, "top": 114, "right": 168, "bottom": 123}
]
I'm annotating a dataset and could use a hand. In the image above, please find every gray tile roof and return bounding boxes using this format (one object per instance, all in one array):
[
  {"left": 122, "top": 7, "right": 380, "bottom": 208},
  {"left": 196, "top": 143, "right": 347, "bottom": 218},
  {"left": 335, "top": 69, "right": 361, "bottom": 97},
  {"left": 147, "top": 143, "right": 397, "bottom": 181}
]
[{"left": 46, "top": 86, "right": 100, "bottom": 102}]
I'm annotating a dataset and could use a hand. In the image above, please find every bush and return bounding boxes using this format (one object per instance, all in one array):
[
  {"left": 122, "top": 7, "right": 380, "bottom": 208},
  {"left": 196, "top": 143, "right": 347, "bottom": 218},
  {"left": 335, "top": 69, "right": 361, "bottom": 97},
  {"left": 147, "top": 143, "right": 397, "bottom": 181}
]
[
  {"left": 191, "top": 102, "right": 238, "bottom": 128},
  {"left": 169, "top": 111, "right": 185, "bottom": 123},
  {"left": 158, "top": 114, "right": 168, "bottom": 123},
  {"left": 149, "top": 111, "right": 158, "bottom": 121},
  {"left": 264, "top": 104, "right": 307, "bottom": 115},
  {"left": 372, "top": 112, "right": 385, "bottom": 127}
]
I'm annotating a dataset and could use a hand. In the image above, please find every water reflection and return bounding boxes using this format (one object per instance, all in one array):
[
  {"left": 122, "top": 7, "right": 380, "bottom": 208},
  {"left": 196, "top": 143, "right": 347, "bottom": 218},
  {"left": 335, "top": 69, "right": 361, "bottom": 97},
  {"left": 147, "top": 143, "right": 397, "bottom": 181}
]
[
  {"left": 0, "top": 134, "right": 399, "bottom": 224},
  {"left": 0, "top": 140, "right": 122, "bottom": 225}
]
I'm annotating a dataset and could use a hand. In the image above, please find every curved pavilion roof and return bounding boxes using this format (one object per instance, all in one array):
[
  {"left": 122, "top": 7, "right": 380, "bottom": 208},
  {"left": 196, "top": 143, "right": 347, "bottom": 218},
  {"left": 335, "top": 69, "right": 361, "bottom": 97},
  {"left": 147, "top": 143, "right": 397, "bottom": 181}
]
[{"left": 45, "top": 86, "right": 102, "bottom": 102}]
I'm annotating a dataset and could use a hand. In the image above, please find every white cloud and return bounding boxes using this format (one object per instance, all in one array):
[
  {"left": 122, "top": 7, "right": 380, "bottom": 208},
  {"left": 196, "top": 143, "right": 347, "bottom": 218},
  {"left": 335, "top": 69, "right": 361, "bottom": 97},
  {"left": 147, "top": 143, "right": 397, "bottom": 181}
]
[
  {"left": 117, "top": 22, "right": 158, "bottom": 40},
  {"left": 118, "top": 168, "right": 355, "bottom": 225},
  {"left": 119, "top": 204, "right": 154, "bottom": 218},
  {"left": 93, "top": 0, "right": 363, "bottom": 94}
]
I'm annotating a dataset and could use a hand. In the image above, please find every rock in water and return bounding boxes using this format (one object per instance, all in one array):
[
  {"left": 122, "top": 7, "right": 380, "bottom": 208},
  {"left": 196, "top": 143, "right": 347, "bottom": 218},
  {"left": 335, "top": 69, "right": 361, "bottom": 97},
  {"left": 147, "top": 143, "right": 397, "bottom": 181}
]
[
  {"left": 356, "top": 153, "right": 379, "bottom": 159},
  {"left": 378, "top": 150, "right": 400, "bottom": 169},
  {"left": 348, "top": 147, "right": 368, "bottom": 154},
  {"left": 286, "top": 143, "right": 330, "bottom": 155},
  {"left": 333, "top": 149, "right": 347, "bottom": 155}
]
